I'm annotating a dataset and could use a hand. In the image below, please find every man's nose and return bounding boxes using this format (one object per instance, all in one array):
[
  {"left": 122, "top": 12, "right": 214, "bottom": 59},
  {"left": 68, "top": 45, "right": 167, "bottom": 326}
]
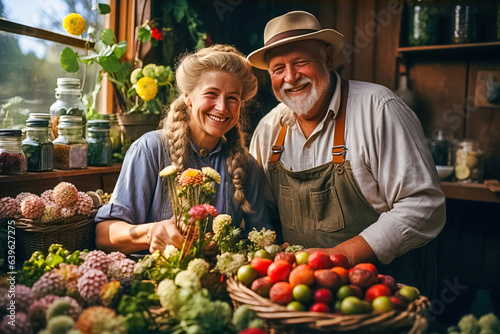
[{"left": 284, "top": 65, "right": 300, "bottom": 84}]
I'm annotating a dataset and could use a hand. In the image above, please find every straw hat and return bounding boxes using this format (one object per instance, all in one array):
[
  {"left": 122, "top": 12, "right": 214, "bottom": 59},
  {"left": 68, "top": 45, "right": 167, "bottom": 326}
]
[{"left": 247, "top": 11, "right": 345, "bottom": 70}]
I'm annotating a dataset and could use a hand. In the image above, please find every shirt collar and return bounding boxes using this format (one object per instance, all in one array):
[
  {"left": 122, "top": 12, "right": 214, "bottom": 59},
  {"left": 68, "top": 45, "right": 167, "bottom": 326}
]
[{"left": 189, "top": 138, "right": 223, "bottom": 158}]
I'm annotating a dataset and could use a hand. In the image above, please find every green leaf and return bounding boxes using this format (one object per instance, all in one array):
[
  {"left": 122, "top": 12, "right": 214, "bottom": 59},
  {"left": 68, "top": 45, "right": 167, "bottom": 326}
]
[
  {"left": 99, "top": 54, "right": 121, "bottom": 74},
  {"left": 92, "top": 3, "right": 111, "bottom": 14},
  {"left": 95, "top": 40, "right": 113, "bottom": 57},
  {"left": 99, "top": 28, "right": 116, "bottom": 46},
  {"left": 60, "top": 47, "right": 80, "bottom": 73},
  {"left": 137, "top": 26, "right": 152, "bottom": 43},
  {"left": 113, "top": 41, "right": 128, "bottom": 58},
  {"left": 127, "top": 85, "right": 137, "bottom": 98}
]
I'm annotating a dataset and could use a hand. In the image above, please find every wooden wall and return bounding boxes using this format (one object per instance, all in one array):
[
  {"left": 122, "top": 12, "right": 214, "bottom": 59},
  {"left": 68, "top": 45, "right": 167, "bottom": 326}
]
[{"left": 317, "top": 0, "right": 500, "bottom": 180}]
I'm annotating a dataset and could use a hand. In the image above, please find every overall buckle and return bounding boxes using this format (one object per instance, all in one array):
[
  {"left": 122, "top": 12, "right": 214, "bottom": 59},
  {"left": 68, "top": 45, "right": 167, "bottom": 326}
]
[
  {"left": 331, "top": 144, "right": 346, "bottom": 156},
  {"left": 272, "top": 145, "right": 284, "bottom": 154}
]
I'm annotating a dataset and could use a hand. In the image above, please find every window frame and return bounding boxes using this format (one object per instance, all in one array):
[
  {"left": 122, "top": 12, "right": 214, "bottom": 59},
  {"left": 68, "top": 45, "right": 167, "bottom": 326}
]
[{"left": 0, "top": 0, "right": 147, "bottom": 115}]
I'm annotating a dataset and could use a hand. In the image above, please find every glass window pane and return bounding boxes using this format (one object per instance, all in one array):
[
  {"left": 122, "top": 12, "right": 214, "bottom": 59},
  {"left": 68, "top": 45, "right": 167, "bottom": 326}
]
[
  {"left": 0, "top": 0, "right": 109, "bottom": 129},
  {"left": 0, "top": 31, "right": 99, "bottom": 129}
]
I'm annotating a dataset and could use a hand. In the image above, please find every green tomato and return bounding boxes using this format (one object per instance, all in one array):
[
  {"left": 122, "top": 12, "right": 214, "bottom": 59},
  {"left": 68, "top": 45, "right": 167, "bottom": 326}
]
[
  {"left": 340, "top": 296, "right": 364, "bottom": 315},
  {"left": 372, "top": 296, "right": 394, "bottom": 313},
  {"left": 287, "top": 301, "right": 306, "bottom": 311},
  {"left": 295, "top": 251, "right": 309, "bottom": 265},
  {"left": 237, "top": 264, "right": 258, "bottom": 287},
  {"left": 292, "top": 284, "right": 312, "bottom": 303},
  {"left": 336, "top": 285, "right": 352, "bottom": 301},
  {"left": 253, "top": 249, "right": 273, "bottom": 260},
  {"left": 399, "top": 286, "right": 419, "bottom": 302}
]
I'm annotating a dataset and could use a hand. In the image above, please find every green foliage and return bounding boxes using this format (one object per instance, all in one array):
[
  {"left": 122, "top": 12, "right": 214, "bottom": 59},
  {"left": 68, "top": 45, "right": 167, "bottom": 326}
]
[
  {"left": 17, "top": 244, "right": 87, "bottom": 287},
  {"left": 448, "top": 313, "right": 500, "bottom": 334}
]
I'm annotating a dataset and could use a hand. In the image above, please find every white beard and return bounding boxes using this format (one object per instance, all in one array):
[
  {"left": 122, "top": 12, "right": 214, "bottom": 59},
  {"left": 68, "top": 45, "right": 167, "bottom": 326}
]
[{"left": 277, "top": 73, "right": 330, "bottom": 117}]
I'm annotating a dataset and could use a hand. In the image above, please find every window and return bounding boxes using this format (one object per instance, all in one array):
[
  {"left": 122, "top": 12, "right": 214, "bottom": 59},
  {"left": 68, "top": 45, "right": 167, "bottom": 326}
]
[{"left": 0, "top": 0, "right": 111, "bottom": 129}]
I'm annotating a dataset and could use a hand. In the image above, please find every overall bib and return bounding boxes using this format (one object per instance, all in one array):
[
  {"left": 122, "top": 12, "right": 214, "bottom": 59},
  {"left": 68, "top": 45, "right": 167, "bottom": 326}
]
[{"left": 268, "top": 80, "right": 437, "bottom": 299}]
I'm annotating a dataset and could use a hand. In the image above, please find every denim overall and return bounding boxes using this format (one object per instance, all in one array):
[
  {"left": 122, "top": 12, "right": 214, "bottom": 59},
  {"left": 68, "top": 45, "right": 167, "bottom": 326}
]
[{"left": 268, "top": 80, "right": 437, "bottom": 299}]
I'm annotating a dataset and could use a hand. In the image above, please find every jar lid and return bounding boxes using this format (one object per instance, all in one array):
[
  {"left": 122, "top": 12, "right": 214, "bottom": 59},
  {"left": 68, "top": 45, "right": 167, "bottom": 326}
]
[
  {"left": 103, "top": 113, "right": 118, "bottom": 120},
  {"left": 28, "top": 113, "right": 51, "bottom": 120},
  {"left": 0, "top": 129, "right": 22, "bottom": 137},
  {"left": 88, "top": 120, "right": 110, "bottom": 129},
  {"left": 59, "top": 115, "right": 83, "bottom": 127},
  {"left": 56, "top": 78, "right": 81, "bottom": 89},
  {"left": 26, "top": 118, "right": 50, "bottom": 127}
]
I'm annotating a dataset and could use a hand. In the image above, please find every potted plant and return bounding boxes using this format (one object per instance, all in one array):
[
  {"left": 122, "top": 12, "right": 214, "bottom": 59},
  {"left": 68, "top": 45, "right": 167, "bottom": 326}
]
[{"left": 59, "top": 3, "right": 176, "bottom": 155}]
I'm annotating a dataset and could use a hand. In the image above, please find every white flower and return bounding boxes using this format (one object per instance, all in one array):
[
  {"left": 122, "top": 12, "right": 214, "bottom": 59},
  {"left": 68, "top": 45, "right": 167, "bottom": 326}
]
[
  {"left": 248, "top": 227, "right": 276, "bottom": 248},
  {"left": 187, "top": 258, "right": 210, "bottom": 278},
  {"left": 174, "top": 270, "right": 201, "bottom": 289},
  {"left": 157, "top": 279, "right": 177, "bottom": 310},
  {"left": 163, "top": 245, "right": 179, "bottom": 259},
  {"left": 159, "top": 165, "right": 178, "bottom": 177},
  {"left": 202, "top": 167, "right": 221, "bottom": 184},
  {"left": 215, "top": 252, "right": 247, "bottom": 276},
  {"left": 213, "top": 214, "right": 232, "bottom": 236}
]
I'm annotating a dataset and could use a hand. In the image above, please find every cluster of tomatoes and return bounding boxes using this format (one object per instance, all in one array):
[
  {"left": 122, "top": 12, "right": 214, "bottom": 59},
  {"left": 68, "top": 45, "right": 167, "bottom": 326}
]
[{"left": 236, "top": 250, "right": 420, "bottom": 315}]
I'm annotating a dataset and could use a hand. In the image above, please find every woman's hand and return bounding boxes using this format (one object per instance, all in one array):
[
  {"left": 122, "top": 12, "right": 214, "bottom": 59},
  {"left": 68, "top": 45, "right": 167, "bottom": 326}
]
[{"left": 147, "top": 218, "right": 185, "bottom": 253}]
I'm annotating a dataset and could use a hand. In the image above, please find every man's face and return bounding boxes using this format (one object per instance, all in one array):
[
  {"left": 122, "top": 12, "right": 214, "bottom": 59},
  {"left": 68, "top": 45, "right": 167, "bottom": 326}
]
[{"left": 266, "top": 40, "right": 332, "bottom": 117}]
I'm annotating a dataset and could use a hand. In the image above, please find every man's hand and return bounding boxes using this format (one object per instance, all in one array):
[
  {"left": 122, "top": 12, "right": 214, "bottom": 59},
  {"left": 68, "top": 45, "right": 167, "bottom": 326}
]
[
  {"left": 148, "top": 218, "right": 185, "bottom": 253},
  {"left": 304, "top": 236, "right": 378, "bottom": 267}
]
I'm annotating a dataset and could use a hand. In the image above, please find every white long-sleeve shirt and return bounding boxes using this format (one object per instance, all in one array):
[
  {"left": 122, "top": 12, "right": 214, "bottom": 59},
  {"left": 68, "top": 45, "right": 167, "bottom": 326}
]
[{"left": 250, "top": 73, "right": 446, "bottom": 264}]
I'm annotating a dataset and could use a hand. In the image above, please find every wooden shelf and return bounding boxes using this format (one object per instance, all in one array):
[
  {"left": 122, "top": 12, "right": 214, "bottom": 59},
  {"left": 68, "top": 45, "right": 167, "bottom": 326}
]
[
  {"left": 397, "top": 41, "right": 500, "bottom": 54},
  {"left": 0, "top": 164, "right": 122, "bottom": 197},
  {"left": 441, "top": 181, "right": 500, "bottom": 203}
]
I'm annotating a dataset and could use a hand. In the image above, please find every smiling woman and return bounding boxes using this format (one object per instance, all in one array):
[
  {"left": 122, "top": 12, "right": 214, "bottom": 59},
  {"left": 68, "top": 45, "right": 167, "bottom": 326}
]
[{"left": 93, "top": 44, "right": 276, "bottom": 255}]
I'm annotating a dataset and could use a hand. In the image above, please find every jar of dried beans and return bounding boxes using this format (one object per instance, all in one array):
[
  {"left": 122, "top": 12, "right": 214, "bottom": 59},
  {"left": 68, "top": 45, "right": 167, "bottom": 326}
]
[
  {"left": 0, "top": 129, "right": 27, "bottom": 174},
  {"left": 53, "top": 115, "right": 87, "bottom": 169}
]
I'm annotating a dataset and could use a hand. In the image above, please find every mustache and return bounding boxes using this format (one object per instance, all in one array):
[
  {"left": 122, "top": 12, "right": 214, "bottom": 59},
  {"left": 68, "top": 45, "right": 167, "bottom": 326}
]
[{"left": 281, "top": 79, "right": 311, "bottom": 91}]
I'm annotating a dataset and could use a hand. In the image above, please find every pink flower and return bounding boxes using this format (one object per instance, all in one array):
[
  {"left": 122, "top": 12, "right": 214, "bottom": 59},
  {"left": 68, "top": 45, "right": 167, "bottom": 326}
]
[
  {"left": 188, "top": 205, "right": 208, "bottom": 221},
  {"left": 201, "top": 204, "right": 218, "bottom": 217}
]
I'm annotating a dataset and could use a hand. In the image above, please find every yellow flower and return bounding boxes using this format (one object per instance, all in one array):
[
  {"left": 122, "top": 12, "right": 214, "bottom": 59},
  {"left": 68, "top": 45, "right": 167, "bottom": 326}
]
[
  {"left": 135, "top": 77, "right": 158, "bottom": 101},
  {"left": 178, "top": 168, "right": 204, "bottom": 186},
  {"left": 63, "top": 13, "right": 86, "bottom": 36}
]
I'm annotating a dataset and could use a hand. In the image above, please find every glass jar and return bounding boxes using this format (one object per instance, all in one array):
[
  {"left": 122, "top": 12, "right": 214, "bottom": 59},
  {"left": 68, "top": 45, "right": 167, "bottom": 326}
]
[
  {"left": 49, "top": 78, "right": 87, "bottom": 139},
  {"left": 407, "top": 0, "right": 439, "bottom": 46},
  {"left": 0, "top": 129, "right": 27, "bottom": 174},
  {"left": 87, "top": 120, "right": 112, "bottom": 167},
  {"left": 429, "top": 128, "right": 450, "bottom": 166},
  {"left": 453, "top": 139, "right": 484, "bottom": 182},
  {"left": 28, "top": 112, "right": 55, "bottom": 141},
  {"left": 53, "top": 116, "right": 87, "bottom": 169},
  {"left": 22, "top": 118, "right": 54, "bottom": 172},
  {"left": 451, "top": 0, "right": 477, "bottom": 43},
  {"left": 103, "top": 113, "right": 122, "bottom": 161}
]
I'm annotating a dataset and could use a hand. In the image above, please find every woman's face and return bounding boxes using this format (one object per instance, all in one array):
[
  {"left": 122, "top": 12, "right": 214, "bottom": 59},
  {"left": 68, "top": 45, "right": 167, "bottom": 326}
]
[{"left": 185, "top": 70, "right": 243, "bottom": 150}]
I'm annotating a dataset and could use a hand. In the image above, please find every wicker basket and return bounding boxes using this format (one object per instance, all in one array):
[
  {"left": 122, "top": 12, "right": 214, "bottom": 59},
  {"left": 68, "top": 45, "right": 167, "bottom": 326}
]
[
  {"left": 227, "top": 277, "right": 430, "bottom": 334},
  {"left": 15, "top": 209, "right": 98, "bottom": 263}
]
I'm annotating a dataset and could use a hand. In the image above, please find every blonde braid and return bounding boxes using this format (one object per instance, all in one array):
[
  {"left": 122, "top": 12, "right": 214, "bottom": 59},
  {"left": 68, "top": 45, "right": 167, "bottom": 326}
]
[
  {"left": 225, "top": 124, "right": 253, "bottom": 213},
  {"left": 163, "top": 96, "right": 189, "bottom": 170}
]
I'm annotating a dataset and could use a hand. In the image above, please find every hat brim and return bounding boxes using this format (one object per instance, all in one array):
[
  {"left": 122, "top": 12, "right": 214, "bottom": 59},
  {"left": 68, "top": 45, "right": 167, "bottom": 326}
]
[{"left": 247, "top": 29, "right": 344, "bottom": 70}]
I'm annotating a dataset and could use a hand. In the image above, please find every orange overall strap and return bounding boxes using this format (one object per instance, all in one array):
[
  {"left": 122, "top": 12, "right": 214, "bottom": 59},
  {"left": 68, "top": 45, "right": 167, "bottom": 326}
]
[
  {"left": 270, "top": 123, "right": 287, "bottom": 162},
  {"left": 332, "top": 79, "right": 349, "bottom": 164}
]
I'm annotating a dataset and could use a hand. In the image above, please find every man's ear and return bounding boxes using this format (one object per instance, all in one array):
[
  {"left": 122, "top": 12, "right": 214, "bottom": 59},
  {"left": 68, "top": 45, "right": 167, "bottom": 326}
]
[{"left": 325, "top": 44, "right": 335, "bottom": 70}]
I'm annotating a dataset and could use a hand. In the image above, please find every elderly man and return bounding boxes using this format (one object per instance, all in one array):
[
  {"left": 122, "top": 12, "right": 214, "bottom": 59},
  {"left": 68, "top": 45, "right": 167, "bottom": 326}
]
[{"left": 248, "top": 11, "right": 445, "bottom": 296}]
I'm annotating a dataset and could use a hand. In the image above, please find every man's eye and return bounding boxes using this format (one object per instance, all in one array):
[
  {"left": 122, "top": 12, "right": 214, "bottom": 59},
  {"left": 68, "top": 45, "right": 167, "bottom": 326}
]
[
  {"left": 296, "top": 61, "right": 309, "bottom": 67},
  {"left": 272, "top": 67, "right": 284, "bottom": 75}
]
